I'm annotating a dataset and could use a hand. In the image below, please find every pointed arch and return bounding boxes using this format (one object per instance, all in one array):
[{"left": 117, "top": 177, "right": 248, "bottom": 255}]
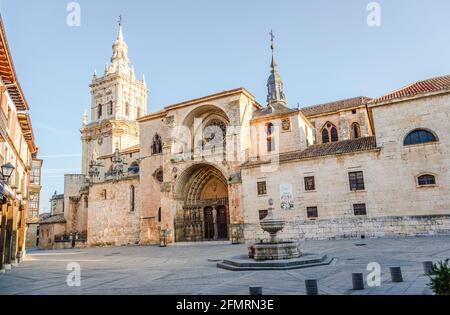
[{"left": 321, "top": 122, "right": 338, "bottom": 144}]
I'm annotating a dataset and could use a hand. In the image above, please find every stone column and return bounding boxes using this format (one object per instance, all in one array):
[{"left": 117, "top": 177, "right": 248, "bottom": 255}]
[
  {"left": 212, "top": 206, "right": 218, "bottom": 240},
  {"left": 200, "top": 207, "right": 206, "bottom": 240},
  {"left": 17, "top": 205, "right": 26, "bottom": 259},
  {"left": 11, "top": 203, "right": 19, "bottom": 264},
  {"left": 4, "top": 202, "right": 13, "bottom": 269},
  {"left": 0, "top": 203, "right": 7, "bottom": 271}
]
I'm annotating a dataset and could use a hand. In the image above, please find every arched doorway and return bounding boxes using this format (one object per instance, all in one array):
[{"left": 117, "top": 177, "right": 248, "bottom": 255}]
[{"left": 174, "top": 164, "right": 230, "bottom": 242}]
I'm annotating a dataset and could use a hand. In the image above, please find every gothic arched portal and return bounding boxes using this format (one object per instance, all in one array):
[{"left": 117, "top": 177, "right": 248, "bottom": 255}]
[{"left": 173, "top": 163, "right": 229, "bottom": 242}]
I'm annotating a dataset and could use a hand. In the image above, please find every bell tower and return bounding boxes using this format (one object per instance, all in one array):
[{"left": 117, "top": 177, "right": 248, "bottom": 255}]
[{"left": 80, "top": 18, "right": 148, "bottom": 176}]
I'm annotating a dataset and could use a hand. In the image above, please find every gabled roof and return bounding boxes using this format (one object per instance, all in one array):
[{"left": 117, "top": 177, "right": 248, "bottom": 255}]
[
  {"left": 371, "top": 75, "right": 450, "bottom": 105},
  {"left": 252, "top": 103, "right": 297, "bottom": 119},
  {"left": 301, "top": 96, "right": 371, "bottom": 117},
  {"left": 40, "top": 213, "right": 66, "bottom": 225},
  {"left": 165, "top": 87, "right": 260, "bottom": 110},
  {"left": 242, "top": 136, "right": 378, "bottom": 167}
]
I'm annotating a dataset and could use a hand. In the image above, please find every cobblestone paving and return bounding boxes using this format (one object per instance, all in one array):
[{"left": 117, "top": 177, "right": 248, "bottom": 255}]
[{"left": 1, "top": 236, "right": 449, "bottom": 295}]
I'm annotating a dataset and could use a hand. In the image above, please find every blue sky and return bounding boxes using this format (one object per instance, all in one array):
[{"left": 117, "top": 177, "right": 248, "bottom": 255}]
[{"left": 1, "top": 0, "right": 450, "bottom": 212}]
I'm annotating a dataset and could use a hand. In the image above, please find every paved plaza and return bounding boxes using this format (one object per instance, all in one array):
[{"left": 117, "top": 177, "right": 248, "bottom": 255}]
[{"left": 1, "top": 236, "right": 449, "bottom": 295}]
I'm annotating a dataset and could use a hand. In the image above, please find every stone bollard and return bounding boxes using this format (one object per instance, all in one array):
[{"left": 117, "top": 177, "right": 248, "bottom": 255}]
[
  {"left": 249, "top": 286, "right": 262, "bottom": 296},
  {"left": 352, "top": 273, "right": 364, "bottom": 290},
  {"left": 305, "top": 279, "right": 319, "bottom": 295},
  {"left": 422, "top": 261, "right": 433, "bottom": 276},
  {"left": 390, "top": 267, "right": 403, "bottom": 283}
]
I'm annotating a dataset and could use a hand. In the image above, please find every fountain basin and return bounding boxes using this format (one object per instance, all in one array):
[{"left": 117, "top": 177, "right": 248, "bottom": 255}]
[
  {"left": 249, "top": 242, "right": 301, "bottom": 260},
  {"left": 217, "top": 253, "right": 333, "bottom": 271}
]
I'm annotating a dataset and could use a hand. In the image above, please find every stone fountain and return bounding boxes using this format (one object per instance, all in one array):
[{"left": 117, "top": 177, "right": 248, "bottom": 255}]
[
  {"left": 248, "top": 198, "right": 301, "bottom": 260},
  {"left": 217, "top": 198, "right": 333, "bottom": 271}
]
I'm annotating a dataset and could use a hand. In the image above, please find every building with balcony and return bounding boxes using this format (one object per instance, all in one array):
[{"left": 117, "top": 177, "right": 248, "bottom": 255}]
[
  {"left": 0, "top": 15, "right": 39, "bottom": 271},
  {"left": 25, "top": 158, "right": 42, "bottom": 248}
]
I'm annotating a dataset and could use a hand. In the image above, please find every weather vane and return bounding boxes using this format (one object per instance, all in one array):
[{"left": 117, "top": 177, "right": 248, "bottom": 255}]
[{"left": 118, "top": 15, "right": 123, "bottom": 27}]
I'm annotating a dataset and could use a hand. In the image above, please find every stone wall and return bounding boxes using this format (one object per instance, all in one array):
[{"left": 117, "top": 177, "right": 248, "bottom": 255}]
[
  {"left": 241, "top": 92, "right": 450, "bottom": 241},
  {"left": 87, "top": 176, "right": 140, "bottom": 246},
  {"left": 25, "top": 223, "right": 38, "bottom": 248},
  {"left": 309, "top": 107, "right": 373, "bottom": 144},
  {"left": 243, "top": 215, "right": 450, "bottom": 242},
  {"left": 38, "top": 223, "right": 66, "bottom": 249},
  {"left": 64, "top": 174, "right": 88, "bottom": 234}
]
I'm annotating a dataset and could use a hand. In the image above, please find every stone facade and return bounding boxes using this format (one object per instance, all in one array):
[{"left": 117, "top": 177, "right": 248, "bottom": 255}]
[{"left": 47, "top": 24, "right": 450, "bottom": 249}]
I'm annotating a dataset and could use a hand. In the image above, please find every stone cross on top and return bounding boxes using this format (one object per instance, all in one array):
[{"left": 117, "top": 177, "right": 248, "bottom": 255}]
[
  {"left": 118, "top": 15, "right": 123, "bottom": 26},
  {"left": 269, "top": 30, "right": 275, "bottom": 50}
]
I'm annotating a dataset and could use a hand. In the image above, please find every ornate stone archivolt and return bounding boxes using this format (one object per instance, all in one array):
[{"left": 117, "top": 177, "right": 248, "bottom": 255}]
[{"left": 174, "top": 163, "right": 228, "bottom": 204}]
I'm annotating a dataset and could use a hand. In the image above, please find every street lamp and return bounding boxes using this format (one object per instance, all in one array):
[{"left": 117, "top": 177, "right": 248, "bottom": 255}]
[{"left": 1, "top": 162, "right": 15, "bottom": 183}]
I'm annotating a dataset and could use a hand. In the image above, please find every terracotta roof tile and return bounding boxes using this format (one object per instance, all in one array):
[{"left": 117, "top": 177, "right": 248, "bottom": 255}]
[
  {"left": 252, "top": 103, "right": 297, "bottom": 119},
  {"left": 371, "top": 75, "right": 450, "bottom": 104},
  {"left": 301, "top": 96, "right": 371, "bottom": 117},
  {"left": 40, "top": 214, "right": 66, "bottom": 225},
  {"left": 243, "top": 136, "right": 378, "bottom": 167}
]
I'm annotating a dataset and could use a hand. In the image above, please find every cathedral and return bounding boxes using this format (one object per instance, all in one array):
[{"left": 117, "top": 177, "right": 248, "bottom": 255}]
[{"left": 40, "top": 24, "right": 450, "bottom": 248}]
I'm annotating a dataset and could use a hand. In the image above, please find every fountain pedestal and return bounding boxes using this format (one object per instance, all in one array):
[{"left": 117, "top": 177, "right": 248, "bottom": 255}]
[
  {"left": 248, "top": 198, "right": 301, "bottom": 260},
  {"left": 217, "top": 198, "right": 333, "bottom": 271}
]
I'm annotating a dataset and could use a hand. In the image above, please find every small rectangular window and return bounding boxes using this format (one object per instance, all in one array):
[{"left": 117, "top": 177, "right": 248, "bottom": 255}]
[
  {"left": 353, "top": 203, "right": 367, "bottom": 216},
  {"left": 306, "top": 207, "right": 318, "bottom": 219},
  {"left": 418, "top": 175, "right": 436, "bottom": 186},
  {"left": 304, "top": 176, "right": 315, "bottom": 191},
  {"left": 257, "top": 181, "right": 267, "bottom": 196},
  {"left": 349, "top": 171, "right": 365, "bottom": 191}
]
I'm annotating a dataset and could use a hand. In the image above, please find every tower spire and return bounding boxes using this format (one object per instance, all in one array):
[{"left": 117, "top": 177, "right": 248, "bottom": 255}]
[
  {"left": 117, "top": 15, "right": 124, "bottom": 40},
  {"left": 110, "top": 15, "right": 130, "bottom": 73},
  {"left": 266, "top": 30, "right": 286, "bottom": 106}
]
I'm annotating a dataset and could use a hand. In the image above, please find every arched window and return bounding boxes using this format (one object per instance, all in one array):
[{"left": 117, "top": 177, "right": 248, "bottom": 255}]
[
  {"left": 321, "top": 122, "right": 338, "bottom": 143},
  {"left": 152, "top": 134, "right": 162, "bottom": 154},
  {"left": 352, "top": 123, "right": 361, "bottom": 139},
  {"left": 97, "top": 105, "right": 102, "bottom": 119},
  {"left": 84, "top": 196, "right": 88, "bottom": 208},
  {"left": 418, "top": 174, "right": 436, "bottom": 186},
  {"left": 158, "top": 207, "right": 162, "bottom": 222},
  {"left": 125, "top": 102, "right": 130, "bottom": 116},
  {"left": 266, "top": 123, "right": 275, "bottom": 152},
  {"left": 404, "top": 129, "right": 437, "bottom": 146},
  {"left": 321, "top": 128, "right": 329, "bottom": 143},
  {"left": 330, "top": 127, "right": 338, "bottom": 142},
  {"left": 128, "top": 161, "right": 140, "bottom": 174}
]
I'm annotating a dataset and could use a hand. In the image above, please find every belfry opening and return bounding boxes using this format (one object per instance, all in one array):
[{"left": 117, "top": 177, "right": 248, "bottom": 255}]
[{"left": 174, "top": 164, "right": 229, "bottom": 242}]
